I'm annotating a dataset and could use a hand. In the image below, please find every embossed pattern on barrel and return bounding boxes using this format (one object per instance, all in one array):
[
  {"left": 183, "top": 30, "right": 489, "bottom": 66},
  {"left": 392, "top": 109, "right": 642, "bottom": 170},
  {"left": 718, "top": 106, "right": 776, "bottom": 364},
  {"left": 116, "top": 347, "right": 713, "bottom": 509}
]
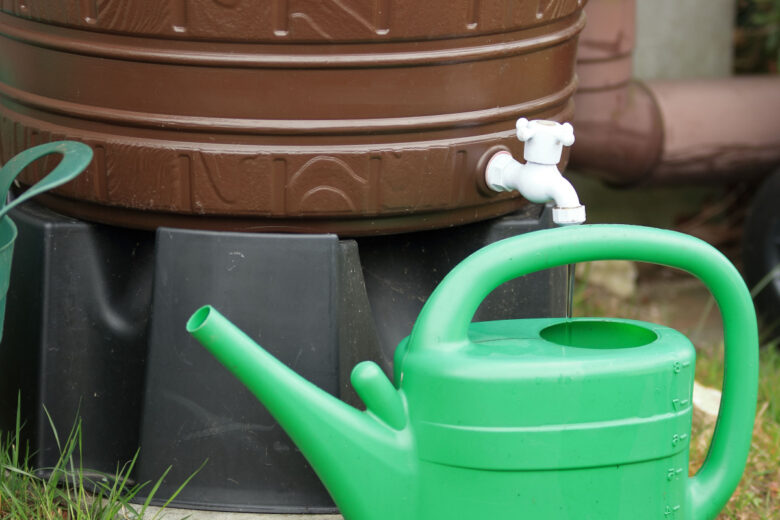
[{"left": 0, "top": 0, "right": 584, "bottom": 234}]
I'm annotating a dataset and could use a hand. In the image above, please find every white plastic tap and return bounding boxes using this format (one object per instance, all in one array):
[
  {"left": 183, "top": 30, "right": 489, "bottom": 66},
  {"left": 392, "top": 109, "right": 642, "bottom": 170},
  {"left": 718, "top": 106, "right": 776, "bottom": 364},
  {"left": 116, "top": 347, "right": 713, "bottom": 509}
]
[{"left": 485, "top": 118, "right": 585, "bottom": 225}]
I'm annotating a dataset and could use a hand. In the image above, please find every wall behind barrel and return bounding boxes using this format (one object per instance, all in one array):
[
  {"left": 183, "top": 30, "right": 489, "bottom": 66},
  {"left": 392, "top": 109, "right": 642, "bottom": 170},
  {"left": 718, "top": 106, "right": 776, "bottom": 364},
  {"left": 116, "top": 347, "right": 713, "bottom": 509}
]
[{"left": 634, "top": 0, "right": 734, "bottom": 79}]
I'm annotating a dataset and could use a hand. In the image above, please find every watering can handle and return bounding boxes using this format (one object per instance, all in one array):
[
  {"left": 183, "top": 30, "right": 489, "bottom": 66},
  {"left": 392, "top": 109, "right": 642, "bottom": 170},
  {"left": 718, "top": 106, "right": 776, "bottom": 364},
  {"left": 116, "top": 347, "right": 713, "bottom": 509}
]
[
  {"left": 410, "top": 224, "right": 758, "bottom": 520},
  {"left": 0, "top": 141, "right": 93, "bottom": 203}
]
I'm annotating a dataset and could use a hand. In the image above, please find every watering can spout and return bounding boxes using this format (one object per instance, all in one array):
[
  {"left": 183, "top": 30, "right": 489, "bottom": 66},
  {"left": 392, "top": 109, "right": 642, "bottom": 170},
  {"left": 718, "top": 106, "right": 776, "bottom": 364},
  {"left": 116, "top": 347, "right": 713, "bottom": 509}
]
[{"left": 186, "top": 306, "right": 417, "bottom": 519}]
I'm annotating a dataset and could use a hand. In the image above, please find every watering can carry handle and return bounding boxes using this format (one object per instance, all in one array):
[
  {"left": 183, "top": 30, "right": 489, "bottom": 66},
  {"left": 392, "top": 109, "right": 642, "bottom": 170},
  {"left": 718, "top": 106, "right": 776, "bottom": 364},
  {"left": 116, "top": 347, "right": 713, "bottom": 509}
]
[
  {"left": 0, "top": 141, "right": 93, "bottom": 202},
  {"left": 410, "top": 224, "right": 758, "bottom": 520}
]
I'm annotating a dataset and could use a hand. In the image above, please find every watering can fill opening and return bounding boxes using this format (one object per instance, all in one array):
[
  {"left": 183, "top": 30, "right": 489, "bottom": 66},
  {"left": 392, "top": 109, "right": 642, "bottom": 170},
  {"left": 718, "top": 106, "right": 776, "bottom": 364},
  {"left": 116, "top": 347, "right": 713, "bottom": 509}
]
[{"left": 540, "top": 319, "right": 658, "bottom": 349}]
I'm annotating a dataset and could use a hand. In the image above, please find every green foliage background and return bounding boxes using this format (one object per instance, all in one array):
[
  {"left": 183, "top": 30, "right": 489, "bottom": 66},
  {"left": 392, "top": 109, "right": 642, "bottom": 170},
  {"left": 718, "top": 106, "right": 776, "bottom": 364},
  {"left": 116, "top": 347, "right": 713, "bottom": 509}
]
[{"left": 736, "top": 0, "right": 780, "bottom": 73}]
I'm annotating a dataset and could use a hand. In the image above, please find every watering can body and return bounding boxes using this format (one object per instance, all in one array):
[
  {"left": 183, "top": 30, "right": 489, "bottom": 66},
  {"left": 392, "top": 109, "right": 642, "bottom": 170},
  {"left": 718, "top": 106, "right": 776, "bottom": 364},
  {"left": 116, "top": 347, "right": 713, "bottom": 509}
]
[
  {"left": 396, "top": 316, "right": 696, "bottom": 519},
  {"left": 187, "top": 225, "right": 758, "bottom": 520}
]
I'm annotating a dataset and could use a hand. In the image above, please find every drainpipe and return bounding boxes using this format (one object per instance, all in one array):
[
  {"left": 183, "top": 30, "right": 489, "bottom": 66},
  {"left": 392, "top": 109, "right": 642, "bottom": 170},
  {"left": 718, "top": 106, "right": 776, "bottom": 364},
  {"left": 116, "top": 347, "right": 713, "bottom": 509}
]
[
  {"left": 484, "top": 118, "right": 586, "bottom": 225},
  {"left": 570, "top": 0, "right": 780, "bottom": 186}
]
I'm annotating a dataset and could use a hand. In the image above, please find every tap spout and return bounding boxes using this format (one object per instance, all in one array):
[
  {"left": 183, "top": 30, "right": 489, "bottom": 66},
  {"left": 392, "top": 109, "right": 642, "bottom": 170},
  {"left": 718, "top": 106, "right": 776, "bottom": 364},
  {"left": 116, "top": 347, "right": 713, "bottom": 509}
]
[{"left": 486, "top": 152, "right": 585, "bottom": 225}]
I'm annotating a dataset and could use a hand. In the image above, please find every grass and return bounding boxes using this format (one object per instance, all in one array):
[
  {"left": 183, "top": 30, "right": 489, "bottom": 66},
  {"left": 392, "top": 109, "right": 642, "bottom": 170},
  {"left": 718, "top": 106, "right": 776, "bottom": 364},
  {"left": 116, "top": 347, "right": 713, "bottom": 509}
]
[
  {"left": 0, "top": 396, "right": 203, "bottom": 519},
  {"left": 573, "top": 262, "right": 780, "bottom": 519}
]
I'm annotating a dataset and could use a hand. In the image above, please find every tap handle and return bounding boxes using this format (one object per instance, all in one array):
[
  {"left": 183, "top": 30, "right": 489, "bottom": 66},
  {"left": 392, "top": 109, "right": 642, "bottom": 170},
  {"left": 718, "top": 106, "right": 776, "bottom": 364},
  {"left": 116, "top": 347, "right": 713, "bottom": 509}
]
[{"left": 515, "top": 118, "right": 575, "bottom": 165}]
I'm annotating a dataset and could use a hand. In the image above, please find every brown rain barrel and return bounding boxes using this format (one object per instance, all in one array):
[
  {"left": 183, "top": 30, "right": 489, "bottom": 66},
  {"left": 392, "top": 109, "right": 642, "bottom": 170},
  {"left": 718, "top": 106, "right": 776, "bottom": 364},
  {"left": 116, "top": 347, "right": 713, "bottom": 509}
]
[{"left": 0, "top": 1, "right": 584, "bottom": 235}]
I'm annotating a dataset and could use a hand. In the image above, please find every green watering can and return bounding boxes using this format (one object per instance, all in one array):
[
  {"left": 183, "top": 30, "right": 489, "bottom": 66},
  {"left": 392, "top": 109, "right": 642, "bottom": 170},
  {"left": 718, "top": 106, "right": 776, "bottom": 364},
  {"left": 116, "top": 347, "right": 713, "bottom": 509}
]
[
  {"left": 187, "top": 224, "right": 758, "bottom": 520},
  {"left": 0, "top": 141, "right": 93, "bottom": 341}
]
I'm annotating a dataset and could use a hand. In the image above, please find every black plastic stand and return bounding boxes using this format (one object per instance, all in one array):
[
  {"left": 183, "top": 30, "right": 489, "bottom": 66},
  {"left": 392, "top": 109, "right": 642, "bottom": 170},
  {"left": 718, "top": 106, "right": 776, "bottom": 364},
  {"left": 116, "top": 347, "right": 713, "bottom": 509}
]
[{"left": 0, "top": 202, "right": 564, "bottom": 513}]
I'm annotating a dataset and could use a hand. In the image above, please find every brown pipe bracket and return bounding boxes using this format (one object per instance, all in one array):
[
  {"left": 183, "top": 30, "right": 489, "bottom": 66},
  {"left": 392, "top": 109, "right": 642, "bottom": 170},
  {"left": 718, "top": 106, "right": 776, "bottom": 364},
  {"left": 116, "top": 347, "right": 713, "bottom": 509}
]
[{"left": 0, "top": 2, "right": 585, "bottom": 234}]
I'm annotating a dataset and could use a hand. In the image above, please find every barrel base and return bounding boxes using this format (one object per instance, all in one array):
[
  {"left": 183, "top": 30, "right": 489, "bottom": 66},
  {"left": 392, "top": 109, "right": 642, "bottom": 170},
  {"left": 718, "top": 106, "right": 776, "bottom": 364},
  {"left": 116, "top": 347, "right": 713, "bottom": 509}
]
[{"left": 35, "top": 192, "right": 527, "bottom": 237}]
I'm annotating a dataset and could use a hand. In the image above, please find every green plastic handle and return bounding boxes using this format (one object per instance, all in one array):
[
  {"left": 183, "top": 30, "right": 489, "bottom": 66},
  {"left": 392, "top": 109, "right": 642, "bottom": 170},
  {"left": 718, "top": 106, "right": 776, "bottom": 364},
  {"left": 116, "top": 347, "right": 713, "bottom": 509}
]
[
  {"left": 409, "top": 224, "right": 758, "bottom": 520},
  {"left": 0, "top": 141, "right": 93, "bottom": 213}
]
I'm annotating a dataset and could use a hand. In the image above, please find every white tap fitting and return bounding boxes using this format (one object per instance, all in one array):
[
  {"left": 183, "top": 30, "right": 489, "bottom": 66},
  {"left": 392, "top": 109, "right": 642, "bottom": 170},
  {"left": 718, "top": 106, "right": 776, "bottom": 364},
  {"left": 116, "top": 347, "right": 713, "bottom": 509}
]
[{"left": 485, "top": 118, "right": 585, "bottom": 225}]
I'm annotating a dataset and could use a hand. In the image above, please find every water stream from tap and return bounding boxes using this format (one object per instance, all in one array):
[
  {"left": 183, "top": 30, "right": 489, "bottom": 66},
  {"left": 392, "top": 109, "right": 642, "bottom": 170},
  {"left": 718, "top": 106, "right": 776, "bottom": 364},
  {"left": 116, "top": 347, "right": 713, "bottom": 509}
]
[
  {"left": 566, "top": 263, "right": 575, "bottom": 319},
  {"left": 563, "top": 220, "right": 584, "bottom": 319}
]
